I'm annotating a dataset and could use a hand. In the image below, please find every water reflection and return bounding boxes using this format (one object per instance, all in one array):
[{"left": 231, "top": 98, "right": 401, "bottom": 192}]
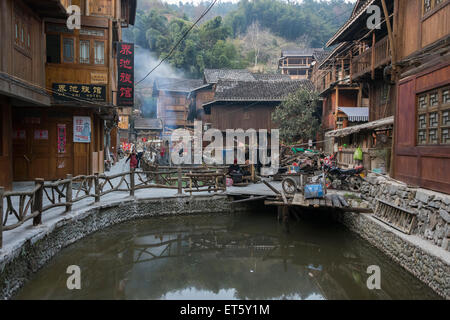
[{"left": 16, "top": 212, "right": 440, "bottom": 300}]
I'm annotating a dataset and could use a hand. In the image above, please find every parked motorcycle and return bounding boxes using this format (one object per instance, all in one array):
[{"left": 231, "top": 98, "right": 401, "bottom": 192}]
[{"left": 323, "top": 164, "right": 364, "bottom": 191}]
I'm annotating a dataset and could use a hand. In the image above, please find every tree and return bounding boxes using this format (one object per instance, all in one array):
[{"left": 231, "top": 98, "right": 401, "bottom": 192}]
[
  {"left": 247, "top": 21, "right": 261, "bottom": 68},
  {"left": 272, "top": 89, "right": 320, "bottom": 144}
]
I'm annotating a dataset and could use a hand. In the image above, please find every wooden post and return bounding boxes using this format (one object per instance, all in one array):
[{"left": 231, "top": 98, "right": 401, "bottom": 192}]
[
  {"left": 189, "top": 171, "right": 192, "bottom": 196},
  {"left": 350, "top": 51, "right": 353, "bottom": 82},
  {"left": 130, "top": 168, "right": 135, "bottom": 197},
  {"left": 66, "top": 174, "right": 72, "bottom": 212},
  {"left": 0, "top": 187, "right": 4, "bottom": 248},
  {"left": 381, "top": 0, "right": 396, "bottom": 72},
  {"left": 371, "top": 31, "right": 376, "bottom": 80},
  {"left": 32, "top": 178, "right": 44, "bottom": 226},
  {"left": 94, "top": 173, "right": 100, "bottom": 202},
  {"left": 177, "top": 166, "right": 182, "bottom": 195}
]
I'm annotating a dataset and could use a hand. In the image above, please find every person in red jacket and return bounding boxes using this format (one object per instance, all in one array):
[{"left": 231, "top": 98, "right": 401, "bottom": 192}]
[{"left": 126, "top": 149, "right": 138, "bottom": 169}]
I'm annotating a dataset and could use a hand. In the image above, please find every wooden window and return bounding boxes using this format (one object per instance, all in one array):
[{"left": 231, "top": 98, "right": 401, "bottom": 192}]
[
  {"left": 63, "top": 38, "right": 74, "bottom": 63},
  {"left": 46, "top": 34, "right": 61, "bottom": 63},
  {"left": 417, "top": 86, "right": 450, "bottom": 145},
  {"left": 80, "top": 40, "right": 90, "bottom": 64},
  {"left": 94, "top": 41, "right": 105, "bottom": 64},
  {"left": 423, "top": 0, "right": 448, "bottom": 15},
  {"left": 15, "top": 21, "right": 18, "bottom": 41}
]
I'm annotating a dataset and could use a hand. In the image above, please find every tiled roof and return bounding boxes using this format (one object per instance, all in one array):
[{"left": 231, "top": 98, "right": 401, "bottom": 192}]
[
  {"left": 213, "top": 79, "right": 315, "bottom": 101},
  {"left": 153, "top": 78, "right": 204, "bottom": 93},
  {"left": 203, "top": 69, "right": 256, "bottom": 83},
  {"left": 281, "top": 48, "right": 324, "bottom": 57},
  {"left": 134, "top": 117, "right": 163, "bottom": 130},
  {"left": 251, "top": 73, "right": 293, "bottom": 81},
  {"left": 313, "top": 50, "right": 331, "bottom": 64}
]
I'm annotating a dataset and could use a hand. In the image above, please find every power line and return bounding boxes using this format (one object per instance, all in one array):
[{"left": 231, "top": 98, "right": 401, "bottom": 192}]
[{"left": 135, "top": 0, "right": 220, "bottom": 87}]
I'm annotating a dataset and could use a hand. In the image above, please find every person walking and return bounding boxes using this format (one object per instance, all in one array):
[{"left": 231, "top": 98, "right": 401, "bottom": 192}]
[{"left": 126, "top": 149, "right": 138, "bottom": 170}]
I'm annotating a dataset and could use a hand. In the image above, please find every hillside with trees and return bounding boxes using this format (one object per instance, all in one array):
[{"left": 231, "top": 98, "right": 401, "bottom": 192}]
[{"left": 124, "top": 0, "right": 354, "bottom": 77}]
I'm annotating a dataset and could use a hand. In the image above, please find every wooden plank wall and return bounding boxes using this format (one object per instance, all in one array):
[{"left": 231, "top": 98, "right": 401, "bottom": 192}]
[
  {"left": 210, "top": 104, "right": 278, "bottom": 131},
  {"left": 394, "top": 64, "right": 450, "bottom": 194},
  {"left": 0, "top": 98, "right": 13, "bottom": 190},
  {"left": 397, "top": 0, "right": 450, "bottom": 60},
  {"left": 0, "top": 0, "right": 46, "bottom": 89}
]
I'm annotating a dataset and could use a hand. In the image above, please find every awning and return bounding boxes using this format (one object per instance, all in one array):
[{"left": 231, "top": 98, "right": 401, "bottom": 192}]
[
  {"left": 338, "top": 107, "right": 369, "bottom": 122},
  {"left": 325, "top": 116, "right": 394, "bottom": 138}
]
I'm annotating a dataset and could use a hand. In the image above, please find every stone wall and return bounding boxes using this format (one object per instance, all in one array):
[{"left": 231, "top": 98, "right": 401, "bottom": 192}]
[
  {"left": 0, "top": 195, "right": 250, "bottom": 300},
  {"left": 336, "top": 212, "right": 450, "bottom": 299},
  {"left": 360, "top": 174, "right": 450, "bottom": 251}
]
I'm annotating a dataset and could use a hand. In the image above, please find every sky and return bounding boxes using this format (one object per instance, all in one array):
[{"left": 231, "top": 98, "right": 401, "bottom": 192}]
[{"left": 160, "top": 0, "right": 357, "bottom": 5}]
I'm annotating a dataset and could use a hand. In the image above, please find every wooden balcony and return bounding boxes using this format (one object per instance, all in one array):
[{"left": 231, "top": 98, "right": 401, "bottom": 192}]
[{"left": 352, "top": 35, "right": 391, "bottom": 79}]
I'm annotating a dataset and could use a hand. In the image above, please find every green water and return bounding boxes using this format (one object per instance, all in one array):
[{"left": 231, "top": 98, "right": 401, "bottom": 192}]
[{"left": 15, "top": 212, "right": 441, "bottom": 300}]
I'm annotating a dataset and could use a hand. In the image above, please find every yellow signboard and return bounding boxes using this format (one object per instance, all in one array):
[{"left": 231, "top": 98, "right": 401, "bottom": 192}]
[
  {"left": 91, "top": 73, "right": 108, "bottom": 84},
  {"left": 118, "top": 115, "right": 129, "bottom": 130}
]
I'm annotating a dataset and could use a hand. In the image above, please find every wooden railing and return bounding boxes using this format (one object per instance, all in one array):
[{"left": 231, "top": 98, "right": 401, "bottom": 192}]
[
  {"left": 352, "top": 35, "right": 391, "bottom": 79},
  {"left": 0, "top": 167, "right": 227, "bottom": 248}
]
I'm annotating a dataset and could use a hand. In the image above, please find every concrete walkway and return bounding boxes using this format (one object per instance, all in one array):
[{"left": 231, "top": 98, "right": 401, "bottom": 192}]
[{"left": 0, "top": 159, "right": 281, "bottom": 253}]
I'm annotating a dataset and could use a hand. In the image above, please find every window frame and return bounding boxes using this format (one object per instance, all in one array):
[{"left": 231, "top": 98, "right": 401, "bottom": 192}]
[
  {"left": 45, "top": 23, "right": 107, "bottom": 66},
  {"left": 416, "top": 86, "right": 450, "bottom": 146},
  {"left": 13, "top": 8, "right": 32, "bottom": 57},
  {"left": 63, "top": 37, "right": 75, "bottom": 63},
  {"left": 79, "top": 39, "right": 91, "bottom": 64},
  {"left": 94, "top": 40, "right": 106, "bottom": 65}
]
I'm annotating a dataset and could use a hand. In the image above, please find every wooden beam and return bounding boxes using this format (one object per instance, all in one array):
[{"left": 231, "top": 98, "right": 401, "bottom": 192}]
[
  {"left": 381, "top": 0, "right": 396, "bottom": 74},
  {"left": 371, "top": 31, "right": 376, "bottom": 80},
  {"left": 262, "top": 180, "right": 281, "bottom": 195},
  {"left": 232, "top": 195, "right": 267, "bottom": 204}
]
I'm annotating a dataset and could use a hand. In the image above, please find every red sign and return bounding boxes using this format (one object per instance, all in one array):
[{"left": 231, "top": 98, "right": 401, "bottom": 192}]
[
  {"left": 57, "top": 124, "right": 66, "bottom": 153},
  {"left": 117, "top": 42, "right": 134, "bottom": 106}
]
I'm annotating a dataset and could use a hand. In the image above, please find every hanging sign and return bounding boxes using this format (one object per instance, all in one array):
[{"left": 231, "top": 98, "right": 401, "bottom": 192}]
[
  {"left": 117, "top": 42, "right": 134, "bottom": 107},
  {"left": 57, "top": 124, "right": 67, "bottom": 153},
  {"left": 53, "top": 83, "right": 106, "bottom": 102},
  {"left": 73, "top": 116, "right": 91, "bottom": 143}
]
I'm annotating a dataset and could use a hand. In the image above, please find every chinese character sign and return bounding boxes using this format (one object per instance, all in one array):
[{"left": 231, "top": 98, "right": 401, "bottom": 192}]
[
  {"left": 73, "top": 116, "right": 91, "bottom": 143},
  {"left": 117, "top": 42, "right": 134, "bottom": 106},
  {"left": 53, "top": 83, "right": 106, "bottom": 102},
  {"left": 57, "top": 124, "right": 67, "bottom": 153}
]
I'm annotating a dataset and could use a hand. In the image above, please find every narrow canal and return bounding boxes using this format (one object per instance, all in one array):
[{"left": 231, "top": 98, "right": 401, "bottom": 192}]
[{"left": 16, "top": 211, "right": 440, "bottom": 300}]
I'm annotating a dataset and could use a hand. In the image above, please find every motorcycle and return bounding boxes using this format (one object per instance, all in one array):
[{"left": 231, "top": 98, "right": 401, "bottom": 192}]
[{"left": 322, "top": 163, "right": 364, "bottom": 191}]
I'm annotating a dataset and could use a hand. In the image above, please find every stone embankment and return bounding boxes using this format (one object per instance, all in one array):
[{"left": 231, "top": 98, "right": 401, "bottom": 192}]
[
  {"left": 360, "top": 174, "right": 450, "bottom": 251},
  {"left": 0, "top": 194, "right": 251, "bottom": 300},
  {"left": 337, "top": 173, "right": 450, "bottom": 299}
]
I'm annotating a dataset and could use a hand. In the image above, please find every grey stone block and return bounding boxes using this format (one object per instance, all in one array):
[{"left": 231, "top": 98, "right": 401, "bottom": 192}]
[
  {"left": 439, "top": 208, "right": 450, "bottom": 223},
  {"left": 415, "top": 191, "right": 432, "bottom": 203}
]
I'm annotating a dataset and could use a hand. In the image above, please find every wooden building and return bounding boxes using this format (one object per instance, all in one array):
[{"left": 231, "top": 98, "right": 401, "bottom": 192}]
[
  {"left": 191, "top": 69, "right": 293, "bottom": 127},
  {"left": 0, "top": 0, "right": 137, "bottom": 189},
  {"left": 278, "top": 48, "right": 324, "bottom": 80},
  {"left": 133, "top": 117, "right": 163, "bottom": 141},
  {"left": 152, "top": 78, "right": 205, "bottom": 130},
  {"left": 312, "top": 0, "right": 396, "bottom": 171},
  {"left": 203, "top": 79, "right": 315, "bottom": 132},
  {"left": 0, "top": 0, "right": 67, "bottom": 189},
  {"left": 312, "top": 0, "right": 449, "bottom": 193},
  {"left": 393, "top": 0, "right": 450, "bottom": 193}
]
